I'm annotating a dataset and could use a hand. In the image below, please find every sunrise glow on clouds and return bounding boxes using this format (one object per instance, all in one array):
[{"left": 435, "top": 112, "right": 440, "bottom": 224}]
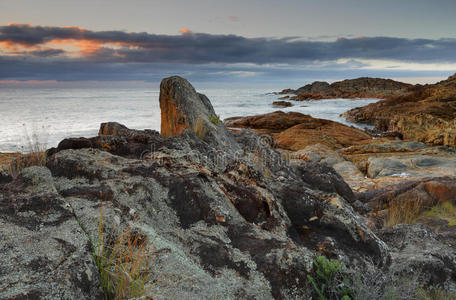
[{"left": 0, "top": 23, "right": 455, "bottom": 83}]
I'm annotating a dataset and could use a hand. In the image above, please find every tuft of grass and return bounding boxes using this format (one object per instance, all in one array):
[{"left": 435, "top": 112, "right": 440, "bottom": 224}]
[
  {"left": 417, "top": 287, "right": 456, "bottom": 300},
  {"left": 8, "top": 152, "right": 47, "bottom": 178},
  {"left": 194, "top": 118, "right": 208, "bottom": 139},
  {"left": 94, "top": 203, "right": 153, "bottom": 300},
  {"left": 7, "top": 127, "right": 48, "bottom": 178},
  {"left": 421, "top": 201, "right": 456, "bottom": 227},
  {"left": 385, "top": 198, "right": 423, "bottom": 227},
  {"left": 209, "top": 114, "right": 221, "bottom": 126}
]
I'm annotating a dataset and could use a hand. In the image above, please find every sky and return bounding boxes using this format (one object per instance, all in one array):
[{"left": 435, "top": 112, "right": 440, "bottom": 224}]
[{"left": 1, "top": 0, "right": 456, "bottom": 87}]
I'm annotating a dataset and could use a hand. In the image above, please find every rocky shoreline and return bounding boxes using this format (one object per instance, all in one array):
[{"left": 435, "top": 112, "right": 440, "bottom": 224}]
[
  {"left": 1, "top": 76, "right": 456, "bottom": 299},
  {"left": 343, "top": 73, "right": 456, "bottom": 148},
  {"left": 277, "top": 77, "right": 413, "bottom": 100}
]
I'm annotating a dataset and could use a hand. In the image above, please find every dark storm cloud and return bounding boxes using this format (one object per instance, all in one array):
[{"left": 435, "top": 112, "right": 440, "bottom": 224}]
[
  {"left": 25, "top": 48, "right": 65, "bottom": 57},
  {"left": 0, "top": 55, "right": 451, "bottom": 84},
  {"left": 1, "top": 24, "right": 456, "bottom": 82},
  {"left": 2, "top": 24, "right": 456, "bottom": 64}
]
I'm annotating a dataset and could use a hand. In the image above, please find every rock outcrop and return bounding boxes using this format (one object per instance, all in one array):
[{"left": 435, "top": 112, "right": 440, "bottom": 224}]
[
  {"left": 2, "top": 76, "right": 456, "bottom": 299},
  {"left": 380, "top": 224, "right": 456, "bottom": 290},
  {"left": 272, "top": 101, "right": 293, "bottom": 107},
  {"left": 0, "top": 167, "right": 103, "bottom": 299},
  {"left": 0, "top": 76, "right": 395, "bottom": 300},
  {"left": 225, "top": 111, "right": 371, "bottom": 151},
  {"left": 343, "top": 73, "right": 456, "bottom": 148},
  {"left": 159, "top": 76, "right": 240, "bottom": 158},
  {"left": 278, "top": 77, "right": 412, "bottom": 100}
]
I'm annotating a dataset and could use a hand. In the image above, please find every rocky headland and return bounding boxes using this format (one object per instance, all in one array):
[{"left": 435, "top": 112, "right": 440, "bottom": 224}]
[
  {"left": 343, "top": 73, "right": 456, "bottom": 148},
  {"left": 278, "top": 77, "right": 413, "bottom": 100},
  {"left": 1, "top": 76, "right": 456, "bottom": 299}
]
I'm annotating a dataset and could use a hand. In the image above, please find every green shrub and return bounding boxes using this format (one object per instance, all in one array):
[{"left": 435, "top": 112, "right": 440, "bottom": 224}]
[
  {"left": 307, "top": 255, "right": 352, "bottom": 300},
  {"left": 209, "top": 114, "right": 221, "bottom": 126},
  {"left": 422, "top": 201, "right": 456, "bottom": 227}
]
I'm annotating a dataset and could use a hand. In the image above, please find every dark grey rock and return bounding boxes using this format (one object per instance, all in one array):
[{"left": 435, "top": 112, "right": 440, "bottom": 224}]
[
  {"left": 4, "top": 76, "right": 454, "bottom": 299},
  {"left": 380, "top": 224, "right": 456, "bottom": 290},
  {"left": 0, "top": 169, "right": 12, "bottom": 184},
  {"left": 0, "top": 167, "right": 103, "bottom": 299}
]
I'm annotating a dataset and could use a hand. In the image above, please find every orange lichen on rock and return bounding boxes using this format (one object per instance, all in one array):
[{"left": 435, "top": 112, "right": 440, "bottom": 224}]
[{"left": 160, "top": 94, "right": 189, "bottom": 138}]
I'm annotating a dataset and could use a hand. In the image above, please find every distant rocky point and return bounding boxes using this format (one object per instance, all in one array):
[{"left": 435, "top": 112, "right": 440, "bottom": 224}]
[
  {"left": 278, "top": 77, "right": 413, "bottom": 100},
  {"left": 343, "top": 73, "right": 456, "bottom": 148}
]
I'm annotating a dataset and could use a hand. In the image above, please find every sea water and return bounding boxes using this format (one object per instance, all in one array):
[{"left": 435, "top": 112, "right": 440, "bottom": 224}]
[{"left": 0, "top": 87, "right": 379, "bottom": 152}]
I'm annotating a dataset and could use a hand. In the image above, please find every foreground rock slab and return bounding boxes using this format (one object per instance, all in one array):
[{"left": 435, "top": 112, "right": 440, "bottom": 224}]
[{"left": 0, "top": 167, "right": 103, "bottom": 299}]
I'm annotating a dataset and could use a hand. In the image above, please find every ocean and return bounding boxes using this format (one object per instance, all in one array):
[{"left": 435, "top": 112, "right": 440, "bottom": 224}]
[{"left": 0, "top": 87, "right": 379, "bottom": 153}]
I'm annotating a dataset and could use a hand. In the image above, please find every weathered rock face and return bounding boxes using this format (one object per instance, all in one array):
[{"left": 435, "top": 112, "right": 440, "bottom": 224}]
[
  {"left": 357, "top": 176, "right": 456, "bottom": 212},
  {"left": 343, "top": 73, "right": 456, "bottom": 148},
  {"left": 278, "top": 77, "right": 412, "bottom": 100},
  {"left": 225, "top": 111, "right": 371, "bottom": 151},
  {"left": 3, "top": 76, "right": 456, "bottom": 299},
  {"left": 225, "top": 111, "right": 310, "bottom": 132},
  {"left": 160, "top": 76, "right": 239, "bottom": 156},
  {"left": 41, "top": 130, "right": 390, "bottom": 299},
  {"left": 159, "top": 76, "right": 211, "bottom": 138},
  {"left": 380, "top": 224, "right": 456, "bottom": 290},
  {"left": 0, "top": 76, "right": 397, "bottom": 299},
  {"left": 0, "top": 167, "right": 103, "bottom": 299}
]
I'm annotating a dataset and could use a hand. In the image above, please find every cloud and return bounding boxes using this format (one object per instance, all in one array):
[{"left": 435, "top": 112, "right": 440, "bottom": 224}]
[
  {"left": 1, "top": 23, "right": 456, "bottom": 82},
  {"left": 179, "top": 28, "right": 191, "bottom": 35},
  {"left": 2, "top": 23, "right": 456, "bottom": 64}
]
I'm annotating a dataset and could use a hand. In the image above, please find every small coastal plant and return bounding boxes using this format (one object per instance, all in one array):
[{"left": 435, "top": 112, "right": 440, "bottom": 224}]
[
  {"left": 307, "top": 255, "right": 352, "bottom": 300},
  {"left": 94, "top": 203, "right": 153, "bottom": 300},
  {"left": 8, "top": 127, "right": 47, "bottom": 178},
  {"left": 417, "top": 287, "right": 456, "bottom": 300},
  {"left": 385, "top": 198, "right": 423, "bottom": 227},
  {"left": 209, "top": 114, "right": 221, "bottom": 126},
  {"left": 422, "top": 201, "right": 456, "bottom": 226}
]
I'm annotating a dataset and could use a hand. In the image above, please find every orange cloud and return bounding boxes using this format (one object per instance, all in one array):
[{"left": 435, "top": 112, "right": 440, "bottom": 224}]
[
  {"left": 7, "top": 22, "right": 33, "bottom": 27},
  {"left": 0, "top": 41, "right": 41, "bottom": 52},
  {"left": 180, "top": 28, "right": 191, "bottom": 35},
  {"left": 61, "top": 25, "right": 87, "bottom": 31},
  {"left": 47, "top": 39, "right": 104, "bottom": 56}
]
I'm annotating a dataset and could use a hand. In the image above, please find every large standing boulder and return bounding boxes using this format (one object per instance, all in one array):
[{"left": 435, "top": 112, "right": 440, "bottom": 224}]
[{"left": 159, "top": 76, "right": 238, "bottom": 154}]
